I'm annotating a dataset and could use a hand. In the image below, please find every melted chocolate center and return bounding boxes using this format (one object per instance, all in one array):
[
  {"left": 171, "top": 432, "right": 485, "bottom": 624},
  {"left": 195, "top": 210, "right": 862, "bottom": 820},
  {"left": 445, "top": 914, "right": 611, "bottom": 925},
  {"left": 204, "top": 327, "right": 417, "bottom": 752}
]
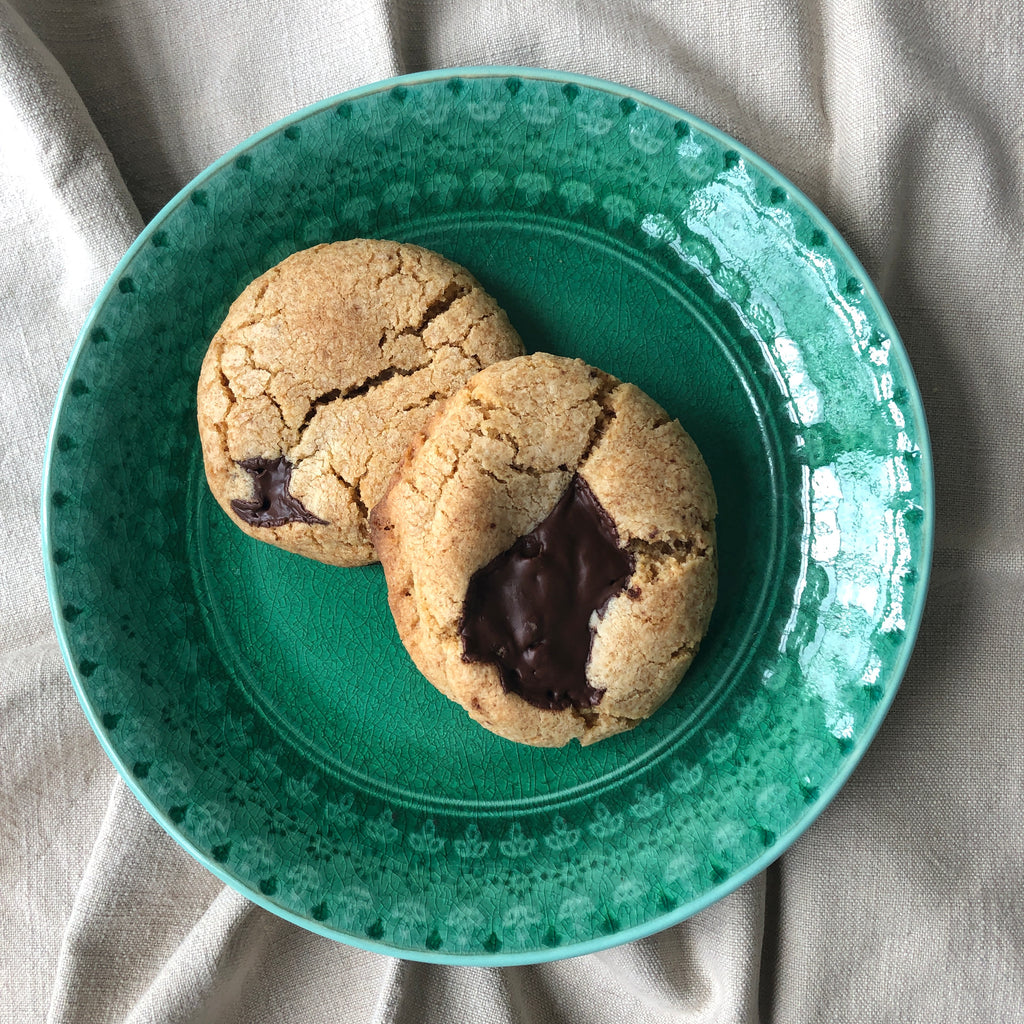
[
  {"left": 459, "top": 474, "right": 635, "bottom": 711},
  {"left": 230, "top": 456, "right": 327, "bottom": 528}
]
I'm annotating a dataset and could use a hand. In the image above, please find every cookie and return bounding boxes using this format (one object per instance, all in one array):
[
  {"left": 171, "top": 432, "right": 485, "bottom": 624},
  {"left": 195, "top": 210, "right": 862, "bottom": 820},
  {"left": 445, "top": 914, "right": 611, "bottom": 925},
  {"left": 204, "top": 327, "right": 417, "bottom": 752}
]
[
  {"left": 197, "top": 240, "right": 524, "bottom": 566},
  {"left": 370, "top": 352, "right": 717, "bottom": 747}
]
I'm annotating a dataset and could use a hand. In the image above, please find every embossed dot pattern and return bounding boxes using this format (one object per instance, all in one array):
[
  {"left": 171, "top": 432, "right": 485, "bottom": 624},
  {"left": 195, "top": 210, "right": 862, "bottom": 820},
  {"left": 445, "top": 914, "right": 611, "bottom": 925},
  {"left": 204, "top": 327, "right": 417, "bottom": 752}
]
[{"left": 43, "top": 69, "right": 932, "bottom": 964}]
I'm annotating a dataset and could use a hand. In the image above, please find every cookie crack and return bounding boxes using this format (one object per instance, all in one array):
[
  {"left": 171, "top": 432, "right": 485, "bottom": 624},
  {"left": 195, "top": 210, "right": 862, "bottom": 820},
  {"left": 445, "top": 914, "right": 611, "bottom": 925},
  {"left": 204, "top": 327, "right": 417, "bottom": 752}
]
[
  {"left": 669, "top": 640, "right": 699, "bottom": 661},
  {"left": 415, "top": 278, "right": 470, "bottom": 333},
  {"left": 349, "top": 484, "right": 370, "bottom": 540},
  {"left": 464, "top": 385, "right": 608, "bottom": 486},
  {"left": 430, "top": 341, "right": 483, "bottom": 370},
  {"left": 212, "top": 369, "right": 237, "bottom": 454},
  {"left": 424, "top": 309, "right": 497, "bottom": 358},
  {"left": 449, "top": 309, "right": 500, "bottom": 356},
  {"left": 297, "top": 358, "right": 437, "bottom": 439},
  {"left": 471, "top": 420, "right": 563, "bottom": 481},
  {"left": 231, "top": 306, "right": 285, "bottom": 332},
  {"left": 264, "top": 389, "right": 288, "bottom": 431},
  {"left": 477, "top": 466, "right": 525, "bottom": 508},
  {"left": 378, "top": 280, "right": 474, "bottom": 357},
  {"left": 429, "top": 441, "right": 468, "bottom": 521},
  {"left": 345, "top": 363, "right": 430, "bottom": 401},
  {"left": 375, "top": 248, "right": 408, "bottom": 290},
  {"left": 325, "top": 466, "right": 371, "bottom": 542},
  {"left": 466, "top": 376, "right": 618, "bottom": 474},
  {"left": 626, "top": 535, "right": 710, "bottom": 562},
  {"left": 298, "top": 388, "right": 342, "bottom": 434},
  {"left": 218, "top": 368, "right": 238, "bottom": 406},
  {"left": 250, "top": 267, "right": 281, "bottom": 308},
  {"left": 569, "top": 706, "right": 640, "bottom": 731},
  {"left": 510, "top": 462, "right": 546, "bottom": 478},
  {"left": 400, "top": 390, "right": 446, "bottom": 415},
  {"left": 578, "top": 380, "right": 621, "bottom": 467}
]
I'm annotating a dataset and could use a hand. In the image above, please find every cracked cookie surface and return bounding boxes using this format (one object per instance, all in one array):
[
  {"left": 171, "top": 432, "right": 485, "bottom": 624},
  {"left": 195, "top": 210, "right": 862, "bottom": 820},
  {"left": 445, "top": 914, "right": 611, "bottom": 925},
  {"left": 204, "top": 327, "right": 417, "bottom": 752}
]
[
  {"left": 197, "top": 239, "right": 524, "bottom": 565},
  {"left": 370, "top": 353, "right": 718, "bottom": 747}
]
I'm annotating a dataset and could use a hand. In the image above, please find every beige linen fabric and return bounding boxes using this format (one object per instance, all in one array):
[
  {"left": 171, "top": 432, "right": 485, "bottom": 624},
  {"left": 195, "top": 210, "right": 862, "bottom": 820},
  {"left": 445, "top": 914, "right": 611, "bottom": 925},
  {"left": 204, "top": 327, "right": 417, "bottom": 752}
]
[{"left": 1, "top": 0, "right": 1021, "bottom": 1021}]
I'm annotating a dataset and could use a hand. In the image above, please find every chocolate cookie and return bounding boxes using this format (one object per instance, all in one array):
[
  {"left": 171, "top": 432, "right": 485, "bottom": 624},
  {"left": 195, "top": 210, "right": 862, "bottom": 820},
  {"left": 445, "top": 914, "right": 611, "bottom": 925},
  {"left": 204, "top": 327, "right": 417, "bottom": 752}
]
[
  {"left": 197, "top": 240, "right": 524, "bottom": 566},
  {"left": 370, "top": 353, "right": 718, "bottom": 747}
]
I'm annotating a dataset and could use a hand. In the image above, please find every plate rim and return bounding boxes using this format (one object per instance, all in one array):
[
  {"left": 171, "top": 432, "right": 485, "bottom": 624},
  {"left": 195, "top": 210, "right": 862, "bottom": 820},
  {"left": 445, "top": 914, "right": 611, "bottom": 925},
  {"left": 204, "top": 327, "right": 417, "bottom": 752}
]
[{"left": 41, "top": 64, "right": 935, "bottom": 965}]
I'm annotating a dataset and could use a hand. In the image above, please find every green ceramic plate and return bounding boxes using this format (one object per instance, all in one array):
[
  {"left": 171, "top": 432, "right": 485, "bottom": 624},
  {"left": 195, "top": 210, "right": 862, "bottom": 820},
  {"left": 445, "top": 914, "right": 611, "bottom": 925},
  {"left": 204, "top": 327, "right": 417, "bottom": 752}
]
[{"left": 42, "top": 68, "right": 933, "bottom": 964}]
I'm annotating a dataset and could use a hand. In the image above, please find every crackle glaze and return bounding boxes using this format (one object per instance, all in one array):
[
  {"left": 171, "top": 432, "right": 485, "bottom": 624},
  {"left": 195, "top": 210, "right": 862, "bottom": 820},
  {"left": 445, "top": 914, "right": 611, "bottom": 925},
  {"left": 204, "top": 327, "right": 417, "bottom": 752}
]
[{"left": 43, "top": 68, "right": 933, "bottom": 964}]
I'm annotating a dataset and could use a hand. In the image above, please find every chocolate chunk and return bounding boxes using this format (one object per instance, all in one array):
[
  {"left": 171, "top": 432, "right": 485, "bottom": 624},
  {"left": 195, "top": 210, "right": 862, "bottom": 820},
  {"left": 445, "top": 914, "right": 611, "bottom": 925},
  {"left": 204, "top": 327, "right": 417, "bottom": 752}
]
[
  {"left": 230, "top": 456, "right": 327, "bottom": 528},
  {"left": 459, "top": 474, "right": 635, "bottom": 711}
]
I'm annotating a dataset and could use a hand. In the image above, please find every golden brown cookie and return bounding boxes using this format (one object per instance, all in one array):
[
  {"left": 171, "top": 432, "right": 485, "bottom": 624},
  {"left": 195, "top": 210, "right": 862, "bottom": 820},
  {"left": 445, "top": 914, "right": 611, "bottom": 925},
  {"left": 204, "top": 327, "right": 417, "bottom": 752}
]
[
  {"left": 370, "top": 353, "right": 717, "bottom": 747},
  {"left": 196, "top": 240, "right": 524, "bottom": 566}
]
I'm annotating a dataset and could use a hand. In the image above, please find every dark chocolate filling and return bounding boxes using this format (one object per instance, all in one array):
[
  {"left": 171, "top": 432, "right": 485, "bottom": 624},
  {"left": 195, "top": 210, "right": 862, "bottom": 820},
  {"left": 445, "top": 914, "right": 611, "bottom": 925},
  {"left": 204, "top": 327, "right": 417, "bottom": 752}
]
[
  {"left": 459, "top": 474, "right": 634, "bottom": 711},
  {"left": 230, "top": 456, "right": 327, "bottom": 528}
]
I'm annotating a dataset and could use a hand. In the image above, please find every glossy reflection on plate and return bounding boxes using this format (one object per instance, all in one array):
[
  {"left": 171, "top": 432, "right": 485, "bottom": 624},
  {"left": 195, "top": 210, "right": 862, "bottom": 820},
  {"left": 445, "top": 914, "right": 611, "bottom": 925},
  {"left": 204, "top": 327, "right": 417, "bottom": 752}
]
[{"left": 42, "top": 67, "right": 933, "bottom": 964}]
